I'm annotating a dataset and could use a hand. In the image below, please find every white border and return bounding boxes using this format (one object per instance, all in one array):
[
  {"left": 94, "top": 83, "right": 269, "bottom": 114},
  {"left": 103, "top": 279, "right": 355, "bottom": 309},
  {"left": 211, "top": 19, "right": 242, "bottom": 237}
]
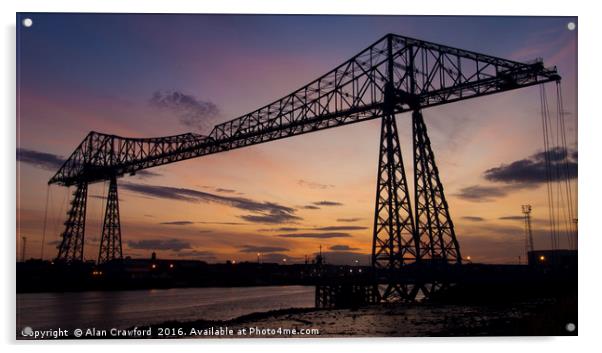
[{"left": 2, "top": 1, "right": 600, "bottom": 352}]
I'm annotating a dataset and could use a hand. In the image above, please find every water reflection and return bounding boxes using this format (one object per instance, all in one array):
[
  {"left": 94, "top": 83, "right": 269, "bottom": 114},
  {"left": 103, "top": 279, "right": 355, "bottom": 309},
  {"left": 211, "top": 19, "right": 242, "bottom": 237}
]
[{"left": 17, "top": 286, "right": 314, "bottom": 331}]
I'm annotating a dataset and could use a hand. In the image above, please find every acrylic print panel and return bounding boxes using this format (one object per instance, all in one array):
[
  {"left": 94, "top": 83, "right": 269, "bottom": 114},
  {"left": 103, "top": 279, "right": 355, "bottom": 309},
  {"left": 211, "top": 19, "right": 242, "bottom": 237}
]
[{"left": 16, "top": 13, "right": 577, "bottom": 339}]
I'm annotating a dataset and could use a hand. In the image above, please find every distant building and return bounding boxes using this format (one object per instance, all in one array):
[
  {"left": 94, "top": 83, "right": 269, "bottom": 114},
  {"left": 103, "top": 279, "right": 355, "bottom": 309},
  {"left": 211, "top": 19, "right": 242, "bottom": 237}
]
[{"left": 528, "top": 249, "right": 577, "bottom": 268}]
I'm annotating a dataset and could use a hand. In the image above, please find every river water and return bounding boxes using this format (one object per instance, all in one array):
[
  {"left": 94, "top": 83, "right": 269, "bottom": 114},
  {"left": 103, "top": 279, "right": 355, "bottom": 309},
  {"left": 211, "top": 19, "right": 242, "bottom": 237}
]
[{"left": 16, "top": 286, "right": 315, "bottom": 331}]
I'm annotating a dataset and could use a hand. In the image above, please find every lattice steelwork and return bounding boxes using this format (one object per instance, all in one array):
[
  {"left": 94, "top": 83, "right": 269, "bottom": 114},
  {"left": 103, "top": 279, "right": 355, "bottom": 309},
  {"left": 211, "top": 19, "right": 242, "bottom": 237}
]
[
  {"left": 56, "top": 182, "right": 88, "bottom": 262},
  {"left": 49, "top": 34, "right": 559, "bottom": 187},
  {"left": 47, "top": 33, "right": 560, "bottom": 280},
  {"left": 371, "top": 114, "right": 418, "bottom": 301},
  {"left": 98, "top": 176, "right": 123, "bottom": 264},
  {"left": 372, "top": 114, "right": 416, "bottom": 269},
  {"left": 413, "top": 111, "right": 461, "bottom": 263}
]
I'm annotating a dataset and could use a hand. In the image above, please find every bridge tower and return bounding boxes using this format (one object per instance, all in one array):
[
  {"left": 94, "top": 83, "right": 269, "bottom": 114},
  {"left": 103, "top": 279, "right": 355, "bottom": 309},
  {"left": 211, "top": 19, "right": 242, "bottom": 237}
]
[
  {"left": 371, "top": 113, "right": 417, "bottom": 300},
  {"left": 98, "top": 175, "right": 123, "bottom": 264},
  {"left": 371, "top": 35, "right": 462, "bottom": 302},
  {"left": 56, "top": 182, "right": 88, "bottom": 262}
]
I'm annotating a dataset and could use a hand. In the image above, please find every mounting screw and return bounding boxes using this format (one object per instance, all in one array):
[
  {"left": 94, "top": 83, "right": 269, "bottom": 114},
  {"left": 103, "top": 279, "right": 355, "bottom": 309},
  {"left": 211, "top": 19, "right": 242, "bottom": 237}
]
[
  {"left": 21, "top": 326, "right": 33, "bottom": 336},
  {"left": 565, "top": 322, "right": 576, "bottom": 332},
  {"left": 567, "top": 22, "right": 576, "bottom": 31},
  {"left": 22, "top": 18, "right": 33, "bottom": 28}
]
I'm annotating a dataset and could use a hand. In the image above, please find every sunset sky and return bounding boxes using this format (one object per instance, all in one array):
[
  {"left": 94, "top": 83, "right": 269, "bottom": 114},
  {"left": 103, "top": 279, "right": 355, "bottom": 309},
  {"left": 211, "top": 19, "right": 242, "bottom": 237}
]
[{"left": 16, "top": 14, "right": 577, "bottom": 265}]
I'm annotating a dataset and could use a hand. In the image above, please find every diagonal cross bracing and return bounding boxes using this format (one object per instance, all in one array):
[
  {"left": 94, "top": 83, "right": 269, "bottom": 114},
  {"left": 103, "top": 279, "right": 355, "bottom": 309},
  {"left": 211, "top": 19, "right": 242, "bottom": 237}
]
[{"left": 49, "top": 34, "right": 559, "bottom": 187}]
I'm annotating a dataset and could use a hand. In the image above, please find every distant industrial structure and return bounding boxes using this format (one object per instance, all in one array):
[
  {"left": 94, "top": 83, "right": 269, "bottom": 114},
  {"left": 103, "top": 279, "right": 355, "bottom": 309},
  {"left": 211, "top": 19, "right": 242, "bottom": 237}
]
[
  {"left": 527, "top": 249, "right": 577, "bottom": 268},
  {"left": 522, "top": 205, "right": 535, "bottom": 258}
]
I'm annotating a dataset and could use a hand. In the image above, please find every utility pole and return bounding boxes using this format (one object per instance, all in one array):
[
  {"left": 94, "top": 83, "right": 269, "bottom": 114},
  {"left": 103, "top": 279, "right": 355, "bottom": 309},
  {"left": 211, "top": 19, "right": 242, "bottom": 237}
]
[{"left": 522, "top": 205, "right": 535, "bottom": 259}]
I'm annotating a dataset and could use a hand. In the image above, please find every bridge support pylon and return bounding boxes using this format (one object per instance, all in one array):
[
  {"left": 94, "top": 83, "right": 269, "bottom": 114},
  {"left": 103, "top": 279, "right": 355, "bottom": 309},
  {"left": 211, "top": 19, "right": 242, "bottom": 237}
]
[
  {"left": 371, "top": 113, "right": 418, "bottom": 302},
  {"left": 412, "top": 110, "right": 461, "bottom": 264},
  {"left": 369, "top": 110, "right": 463, "bottom": 303},
  {"left": 56, "top": 182, "right": 88, "bottom": 262},
  {"left": 98, "top": 175, "right": 123, "bottom": 264}
]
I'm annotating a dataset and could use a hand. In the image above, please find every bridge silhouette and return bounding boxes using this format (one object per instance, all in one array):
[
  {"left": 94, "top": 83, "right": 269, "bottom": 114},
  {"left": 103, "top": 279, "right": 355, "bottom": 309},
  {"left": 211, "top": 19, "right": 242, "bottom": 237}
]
[{"left": 48, "top": 33, "right": 560, "bottom": 303}]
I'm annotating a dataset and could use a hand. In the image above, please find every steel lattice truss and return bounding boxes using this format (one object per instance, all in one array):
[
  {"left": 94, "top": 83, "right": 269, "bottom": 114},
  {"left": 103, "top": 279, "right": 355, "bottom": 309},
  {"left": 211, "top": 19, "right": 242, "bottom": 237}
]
[
  {"left": 49, "top": 33, "right": 560, "bottom": 277},
  {"left": 56, "top": 182, "right": 87, "bottom": 262},
  {"left": 49, "top": 34, "right": 559, "bottom": 187},
  {"left": 412, "top": 111, "right": 461, "bottom": 263},
  {"left": 372, "top": 115, "right": 416, "bottom": 269},
  {"left": 371, "top": 114, "right": 418, "bottom": 301},
  {"left": 97, "top": 176, "right": 123, "bottom": 264}
]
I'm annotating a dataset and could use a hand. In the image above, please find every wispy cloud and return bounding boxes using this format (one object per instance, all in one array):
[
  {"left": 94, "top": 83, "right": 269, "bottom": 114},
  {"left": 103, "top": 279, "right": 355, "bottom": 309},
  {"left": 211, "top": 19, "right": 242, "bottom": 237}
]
[
  {"left": 455, "top": 185, "right": 511, "bottom": 202},
  {"left": 298, "top": 179, "right": 334, "bottom": 189},
  {"left": 329, "top": 244, "right": 360, "bottom": 251},
  {"left": 135, "top": 170, "right": 162, "bottom": 179},
  {"left": 239, "top": 245, "right": 289, "bottom": 253},
  {"left": 239, "top": 213, "right": 301, "bottom": 224},
  {"left": 312, "top": 201, "right": 343, "bottom": 207},
  {"left": 122, "top": 182, "right": 301, "bottom": 224},
  {"left": 484, "top": 147, "right": 577, "bottom": 184},
  {"left": 278, "top": 232, "right": 351, "bottom": 238},
  {"left": 127, "top": 238, "right": 192, "bottom": 252},
  {"left": 336, "top": 217, "right": 362, "bottom": 223},
  {"left": 499, "top": 216, "right": 524, "bottom": 221},
  {"left": 260, "top": 225, "right": 367, "bottom": 232},
  {"left": 455, "top": 182, "right": 532, "bottom": 202},
  {"left": 462, "top": 216, "right": 485, "bottom": 222},
  {"left": 215, "top": 188, "right": 236, "bottom": 193},
  {"left": 17, "top": 148, "right": 64, "bottom": 171},
  {"left": 259, "top": 227, "right": 300, "bottom": 232},
  {"left": 160, "top": 221, "right": 195, "bottom": 226},
  {"left": 196, "top": 221, "right": 248, "bottom": 226},
  {"left": 315, "top": 226, "right": 367, "bottom": 231},
  {"left": 457, "top": 147, "right": 577, "bottom": 202},
  {"left": 197, "top": 221, "right": 246, "bottom": 226},
  {"left": 149, "top": 90, "right": 219, "bottom": 133},
  {"left": 17, "top": 148, "right": 161, "bottom": 181}
]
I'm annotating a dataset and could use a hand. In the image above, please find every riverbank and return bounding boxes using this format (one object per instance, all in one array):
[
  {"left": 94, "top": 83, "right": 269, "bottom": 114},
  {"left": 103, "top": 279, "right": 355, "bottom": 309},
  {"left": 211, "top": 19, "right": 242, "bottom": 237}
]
[
  {"left": 140, "top": 293, "right": 576, "bottom": 337},
  {"left": 17, "top": 286, "right": 315, "bottom": 333}
]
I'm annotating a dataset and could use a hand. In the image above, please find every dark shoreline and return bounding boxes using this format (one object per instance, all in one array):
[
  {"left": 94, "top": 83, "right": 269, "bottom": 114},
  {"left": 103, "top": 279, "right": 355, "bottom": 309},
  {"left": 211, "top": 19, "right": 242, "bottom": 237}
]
[
  {"left": 17, "top": 260, "right": 577, "bottom": 338},
  {"left": 17, "top": 259, "right": 346, "bottom": 293},
  {"left": 132, "top": 293, "right": 577, "bottom": 338}
]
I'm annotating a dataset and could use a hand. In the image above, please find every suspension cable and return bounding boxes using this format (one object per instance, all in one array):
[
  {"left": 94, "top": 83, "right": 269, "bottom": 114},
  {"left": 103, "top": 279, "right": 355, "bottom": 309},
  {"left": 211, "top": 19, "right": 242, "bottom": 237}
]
[
  {"left": 556, "top": 82, "right": 577, "bottom": 249},
  {"left": 540, "top": 84, "right": 558, "bottom": 249},
  {"left": 539, "top": 82, "right": 577, "bottom": 251},
  {"left": 555, "top": 83, "right": 568, "bottom": 247}
]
